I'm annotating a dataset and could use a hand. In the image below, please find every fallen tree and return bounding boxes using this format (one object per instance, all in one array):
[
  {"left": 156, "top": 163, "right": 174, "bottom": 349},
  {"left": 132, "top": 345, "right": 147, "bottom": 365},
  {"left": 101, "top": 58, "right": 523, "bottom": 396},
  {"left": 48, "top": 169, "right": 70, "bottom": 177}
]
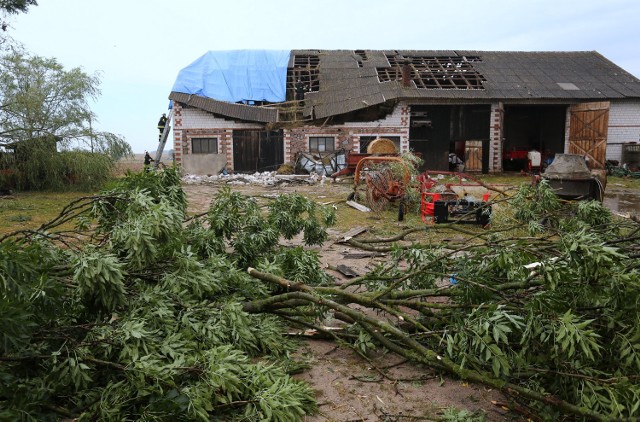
[
  {"left": 242, "top": 182, "right": 640, "bottom": 420},
  {"left": 0, "top": 169, "right": 333, "bottom": 421},
  {"left": 1, "top": 170, "right": 638, "bottom": 420}
]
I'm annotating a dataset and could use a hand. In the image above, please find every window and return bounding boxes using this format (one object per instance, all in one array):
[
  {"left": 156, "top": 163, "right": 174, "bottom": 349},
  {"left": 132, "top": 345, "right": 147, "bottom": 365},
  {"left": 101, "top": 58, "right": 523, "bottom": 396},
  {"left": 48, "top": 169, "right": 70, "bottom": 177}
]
[
  {"left": 191, "top": 138, "right": 218, "bottom": 154},
  {"left": 309, "top": 137, "right": 334, "bottom": 153}
]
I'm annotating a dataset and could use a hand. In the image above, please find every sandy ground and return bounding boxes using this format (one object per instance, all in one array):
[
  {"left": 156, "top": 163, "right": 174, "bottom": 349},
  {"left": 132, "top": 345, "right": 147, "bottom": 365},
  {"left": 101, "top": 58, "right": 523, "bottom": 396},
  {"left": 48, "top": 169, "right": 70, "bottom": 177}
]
[{"left": 181, "top": 179, "right": 514, "bottom": 421}]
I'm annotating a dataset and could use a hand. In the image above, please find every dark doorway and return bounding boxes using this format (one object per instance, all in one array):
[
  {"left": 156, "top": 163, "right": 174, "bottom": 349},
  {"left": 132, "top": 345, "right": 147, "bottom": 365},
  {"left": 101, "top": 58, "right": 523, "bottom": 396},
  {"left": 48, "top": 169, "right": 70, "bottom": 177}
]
[
  {"left": 503, "top": 105, "right": 566, "bottom": 171},
  {"left": 410, "top": 107, "right": 450, "bottom": 171},
  {"left": 232, "top": 130, "right": 284, "bottom": 173},
  {"left": 410, "top": 105, "right": 490, "bottom": 171}
]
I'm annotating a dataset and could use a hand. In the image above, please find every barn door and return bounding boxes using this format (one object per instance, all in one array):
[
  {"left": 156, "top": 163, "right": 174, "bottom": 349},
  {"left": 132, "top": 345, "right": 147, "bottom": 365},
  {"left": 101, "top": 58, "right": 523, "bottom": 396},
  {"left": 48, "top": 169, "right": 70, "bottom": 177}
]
[
  {"left": 232, "top": 130, "right": 283, "bottom": 173},
  {"left": 568, "top": 102, "right": 609, "bottom": 169}
]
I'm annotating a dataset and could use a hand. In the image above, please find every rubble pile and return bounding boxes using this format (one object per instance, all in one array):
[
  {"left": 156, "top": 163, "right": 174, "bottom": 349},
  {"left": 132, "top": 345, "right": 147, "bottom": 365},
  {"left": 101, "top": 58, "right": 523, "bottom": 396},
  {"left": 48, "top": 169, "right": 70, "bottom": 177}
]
[{"left": 182, "top": 171, "right": 329, "bottom": 186}]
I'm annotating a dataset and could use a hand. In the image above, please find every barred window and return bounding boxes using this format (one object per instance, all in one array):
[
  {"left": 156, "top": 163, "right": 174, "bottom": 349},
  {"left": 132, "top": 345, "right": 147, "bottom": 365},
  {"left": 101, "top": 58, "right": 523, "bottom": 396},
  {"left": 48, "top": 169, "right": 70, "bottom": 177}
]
[
  {"left": 309, "top": 137, "right": 334, "bottom": 153},
  {"left": 192, "top": 138, "right": 218, "bottom": 154}
]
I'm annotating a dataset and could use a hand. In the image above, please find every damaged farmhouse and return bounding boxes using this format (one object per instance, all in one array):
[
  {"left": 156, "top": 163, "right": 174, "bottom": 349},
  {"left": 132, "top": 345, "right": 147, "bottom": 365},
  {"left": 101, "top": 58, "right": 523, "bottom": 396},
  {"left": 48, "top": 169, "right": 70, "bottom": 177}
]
[{"left": 166, "top": 50, "right": 640, "bottom": 175}]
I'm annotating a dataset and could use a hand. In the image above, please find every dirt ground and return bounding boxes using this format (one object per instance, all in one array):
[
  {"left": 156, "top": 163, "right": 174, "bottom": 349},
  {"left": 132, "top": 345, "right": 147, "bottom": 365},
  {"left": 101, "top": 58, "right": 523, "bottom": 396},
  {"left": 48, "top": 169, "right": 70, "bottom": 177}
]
[{"left": 181, "top": 178, "right": 514, "bottom": 421}]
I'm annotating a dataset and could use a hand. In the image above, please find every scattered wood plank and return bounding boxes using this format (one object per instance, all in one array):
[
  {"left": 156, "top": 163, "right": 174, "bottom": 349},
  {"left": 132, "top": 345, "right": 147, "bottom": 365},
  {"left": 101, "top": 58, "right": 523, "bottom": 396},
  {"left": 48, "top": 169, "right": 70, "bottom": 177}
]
[
  {"left": 342, "top": 252, "right": 386, "bottom": 259},
  {"left": 285, "top": 327, "right": 345, "bottom": 337},
  {"left": 335, "top": 264, "right": 359, "bottom": 278},
  {"left": 346, "top": 200, "right": 371, "bottom": 212},
  {"left": 336, "top": 226, "right": 368, "bottom": 243}
]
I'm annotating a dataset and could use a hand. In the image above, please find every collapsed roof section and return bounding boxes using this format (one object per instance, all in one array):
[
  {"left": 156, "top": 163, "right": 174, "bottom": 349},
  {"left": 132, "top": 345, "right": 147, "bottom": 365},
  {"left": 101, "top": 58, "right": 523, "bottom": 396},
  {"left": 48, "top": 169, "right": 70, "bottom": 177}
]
[
  {"left": 169, "top": 49, "right": 640, "bottom": 124},
  {"left": 379, "top": 54, "right": 486, "bottom": 89}
]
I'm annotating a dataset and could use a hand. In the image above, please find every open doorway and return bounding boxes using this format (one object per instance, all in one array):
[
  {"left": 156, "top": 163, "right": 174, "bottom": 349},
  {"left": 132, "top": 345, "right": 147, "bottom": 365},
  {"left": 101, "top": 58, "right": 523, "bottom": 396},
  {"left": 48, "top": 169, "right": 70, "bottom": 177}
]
[
  {"left": 409, "top": 105, "right": 490, "bottom": 172},
  {"left": 502, "top": 105, "right": 566, "bottom": 171}
]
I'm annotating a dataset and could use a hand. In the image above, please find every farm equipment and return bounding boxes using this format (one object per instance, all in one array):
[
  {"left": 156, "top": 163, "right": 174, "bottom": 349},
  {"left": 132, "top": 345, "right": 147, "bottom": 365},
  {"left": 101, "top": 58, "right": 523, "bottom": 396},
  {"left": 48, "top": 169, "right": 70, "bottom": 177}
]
[
  {"left": 330, "top": 153, "right": 373, "bottom": 178},
  {"left": 419, "top": 170, "right": 494, "bottom": 226},
  {"left": 331, "top": 138, "right": 417, "bottom": 179},
  {"left": 539, "top": 153, "right": 606, "bottom": 202},
  {"left": 502, "top": 148, "right": 544, "bottom": 173},
  {"left": 348, "top": 156, "right": 411, "bottom": 220}
]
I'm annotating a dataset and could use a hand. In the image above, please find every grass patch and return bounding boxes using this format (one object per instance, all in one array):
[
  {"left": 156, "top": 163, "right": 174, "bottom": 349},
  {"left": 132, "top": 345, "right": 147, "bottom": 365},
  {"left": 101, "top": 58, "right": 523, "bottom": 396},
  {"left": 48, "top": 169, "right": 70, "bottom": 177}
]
[
  {"left": 607, "top": 175, "right": 640, "bottom": 189},
  {"left": 7, "top": 214, "right": 32, "bottom": 223},
  {"left": 0, "top": 201, "right": 34, "bottom": 212},
  {"left": 0, "top": 191, "right": 93, "bottom": 236}
]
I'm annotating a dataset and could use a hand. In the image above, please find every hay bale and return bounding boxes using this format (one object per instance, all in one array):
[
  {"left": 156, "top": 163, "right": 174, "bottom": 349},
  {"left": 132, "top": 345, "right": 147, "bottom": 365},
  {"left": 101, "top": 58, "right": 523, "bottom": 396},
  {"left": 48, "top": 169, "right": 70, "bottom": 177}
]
[
  {"left": 276, "top": 163, "right": 295, "bottom": 174},
  {"left": 367, "top": 138, "right": 397, "bottom": 155}
]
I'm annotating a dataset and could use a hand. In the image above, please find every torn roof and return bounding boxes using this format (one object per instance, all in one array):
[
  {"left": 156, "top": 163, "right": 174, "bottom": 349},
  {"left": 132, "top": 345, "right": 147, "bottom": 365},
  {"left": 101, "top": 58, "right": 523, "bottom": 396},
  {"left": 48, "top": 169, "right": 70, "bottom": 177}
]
[{"left": 169, "top": 49, "right": 640, "bottom": 122}]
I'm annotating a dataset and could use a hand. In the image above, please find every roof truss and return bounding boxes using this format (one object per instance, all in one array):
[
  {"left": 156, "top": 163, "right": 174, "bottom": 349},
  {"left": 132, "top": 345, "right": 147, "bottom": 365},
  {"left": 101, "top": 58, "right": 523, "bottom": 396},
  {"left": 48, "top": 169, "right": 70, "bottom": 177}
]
[{"left": 378, "top": 54, "right": 486, "bottom": 89}]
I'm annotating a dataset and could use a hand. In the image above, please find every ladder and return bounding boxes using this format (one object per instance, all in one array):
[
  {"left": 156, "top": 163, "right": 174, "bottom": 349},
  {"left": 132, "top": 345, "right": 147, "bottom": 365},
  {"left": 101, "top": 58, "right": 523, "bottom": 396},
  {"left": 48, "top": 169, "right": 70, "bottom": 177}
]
[{"left": 154, "top": 109, "right": 173, "bottom": 167}]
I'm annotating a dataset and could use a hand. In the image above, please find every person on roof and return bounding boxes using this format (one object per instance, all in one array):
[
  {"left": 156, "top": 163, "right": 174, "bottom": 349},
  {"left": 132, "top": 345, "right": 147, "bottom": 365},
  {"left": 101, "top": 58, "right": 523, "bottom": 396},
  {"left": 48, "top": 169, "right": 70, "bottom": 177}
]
[
  {"left": 294, "top": 79, "right": 306, "bottom": 102},
  {"left": 157, "top": 113, "right": 167, "bottom": 141}
]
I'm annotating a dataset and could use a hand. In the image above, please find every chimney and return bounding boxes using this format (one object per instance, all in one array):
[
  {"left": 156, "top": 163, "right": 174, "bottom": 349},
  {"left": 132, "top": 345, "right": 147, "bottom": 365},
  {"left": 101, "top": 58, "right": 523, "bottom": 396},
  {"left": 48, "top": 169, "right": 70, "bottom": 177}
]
[{"left": 401, "top": 59, "right": 411, "bottom": 87}]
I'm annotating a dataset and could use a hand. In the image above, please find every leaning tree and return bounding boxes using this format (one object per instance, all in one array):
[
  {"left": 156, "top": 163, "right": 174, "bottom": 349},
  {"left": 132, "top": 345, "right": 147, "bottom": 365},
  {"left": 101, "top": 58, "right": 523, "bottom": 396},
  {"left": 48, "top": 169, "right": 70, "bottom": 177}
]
[
  {"left": 0, "top": 0, "right": 131, "bottom": 190},
  {"left": 0, "top": 52, "right": 132, "bottom": 190}
]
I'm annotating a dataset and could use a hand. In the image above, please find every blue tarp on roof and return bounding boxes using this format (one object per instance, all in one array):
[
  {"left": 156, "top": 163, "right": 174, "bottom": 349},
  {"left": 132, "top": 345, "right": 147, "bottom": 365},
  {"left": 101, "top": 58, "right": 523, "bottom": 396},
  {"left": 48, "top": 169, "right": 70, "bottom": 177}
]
[{"left": 171, "top": 50, "right": 291, "bottom": 103}]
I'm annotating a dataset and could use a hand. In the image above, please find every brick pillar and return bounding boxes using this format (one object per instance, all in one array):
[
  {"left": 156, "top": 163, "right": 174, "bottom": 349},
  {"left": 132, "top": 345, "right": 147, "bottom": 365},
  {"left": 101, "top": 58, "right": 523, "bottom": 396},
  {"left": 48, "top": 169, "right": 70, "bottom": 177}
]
[
  {"left": 284, "top": 129, "right": 292, "bottom": 163},
  {"left": 400, "top": 105, "right": 411, "bottom": 153},
  {"left": 352, "top": 135, "right": 360, "bottom": 153},
  {"left": 173, "top": 131, "right": 182, "bottom": 165},
  {"left": 172, "top": 103, "right": 183, "bottom": 166},
  {"left": 564, "top": 107, "right": 571, "bottom": 153},
  {"left": 225, "top": 129, "right": 234, "bottom": 171},
  {"left": 489, "top": 102, "right": 504, "bottom": 172}
]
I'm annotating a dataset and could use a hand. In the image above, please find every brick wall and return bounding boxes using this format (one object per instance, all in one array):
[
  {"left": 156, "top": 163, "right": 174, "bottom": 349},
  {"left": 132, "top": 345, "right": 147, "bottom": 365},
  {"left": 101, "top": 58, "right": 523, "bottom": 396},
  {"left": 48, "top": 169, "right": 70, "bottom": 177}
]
[
  {"left": 175, "top": 99, "right": 638, "bottom": 173},
  {"left": 173, "top": 103, "right": 263, "bottom": 170},
  {"left": 179, "top": 107, "right": 263, "bottom": 130},
  {"left": 284, "top": 102, "right": 411, "bottom": 162},
  {"left": 284, "top": 126, "right": 410, "bottom": 162},
  {"left": 607, "top": 100, "right": 640, "bottom": 162},
  {"left": 489, "top": 102, "right": 504, "bottom": 172}
]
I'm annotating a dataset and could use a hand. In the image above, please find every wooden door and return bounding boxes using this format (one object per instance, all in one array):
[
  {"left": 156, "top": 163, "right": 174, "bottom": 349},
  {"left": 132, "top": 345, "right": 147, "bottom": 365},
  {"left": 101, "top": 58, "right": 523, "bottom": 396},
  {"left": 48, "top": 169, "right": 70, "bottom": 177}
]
[
  {"left": 568, "top": 102, "right": 609, "bottom": 169},
  {"left": 233, "top": 130, "right": 283, "bottom": 173},
  {"left": 464, "top": 140, "right": 483, "bottom": 171}
]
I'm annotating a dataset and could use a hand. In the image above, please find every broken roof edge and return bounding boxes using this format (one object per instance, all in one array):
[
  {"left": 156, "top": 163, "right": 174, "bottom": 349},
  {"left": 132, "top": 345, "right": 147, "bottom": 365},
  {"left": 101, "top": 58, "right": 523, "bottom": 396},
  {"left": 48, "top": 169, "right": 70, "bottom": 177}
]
[{"left": 169, "top": 92, "right": 279, "bottom": 123}]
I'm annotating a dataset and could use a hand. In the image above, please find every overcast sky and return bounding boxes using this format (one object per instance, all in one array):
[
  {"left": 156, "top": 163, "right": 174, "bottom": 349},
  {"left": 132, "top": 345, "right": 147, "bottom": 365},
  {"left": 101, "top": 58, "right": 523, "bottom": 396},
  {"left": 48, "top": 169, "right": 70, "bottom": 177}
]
[{"left": 8, "top": 0, "right": 640, "bottom": 153}]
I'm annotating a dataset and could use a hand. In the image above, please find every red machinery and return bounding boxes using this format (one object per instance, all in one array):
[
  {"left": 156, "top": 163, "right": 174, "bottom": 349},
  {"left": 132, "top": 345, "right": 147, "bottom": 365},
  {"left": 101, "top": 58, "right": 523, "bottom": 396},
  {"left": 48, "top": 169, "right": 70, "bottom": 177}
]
[
  {"left": 419, "top": 171, "right": 494, "bottom": 226},
  {"left": 332, "top": 153, "right": 390, "bottom": 178},
  {"left": 349, "top": 156, "right": 411, "bottom": 219},
  {"left": 331, "top": 152, "right": 422, "bottom": 179},
  {"left": 502, "top": 149, "right": 543, "bottom": 173}
]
